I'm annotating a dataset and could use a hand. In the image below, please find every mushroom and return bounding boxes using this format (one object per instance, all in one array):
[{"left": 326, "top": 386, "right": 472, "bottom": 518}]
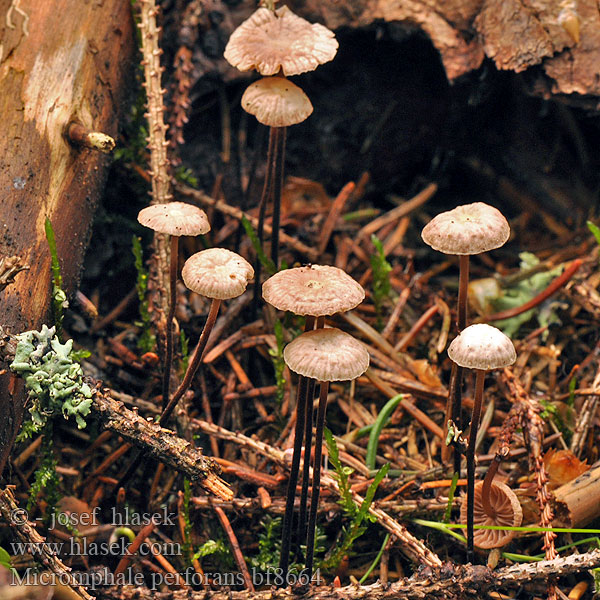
[
  {"left": 460, "top": 480, "right": 523, "bottom": 549},
  {"left": 262, "top": 265, "right": 364, "bottom": 576},
  {"left": 224, "top": 5, "right": 337, "bottom": 270},
  {"left": 117, "top": 248, "right": 253, "bottom": 489},
  {"left": 224, "top": 6, "right": 338, "bottom": 77},
  {"left": 137, "top": 202, "right": 210, "bottom": 407},
  {"left": 421, "top": 202, "right": 510, "bottom": 472},
  {"left": 447, "top": 323, "right": 516, "bottom": 559},
  {"left": 283, "top": 328, "right": 369, "bottom": 578},
  {"left": 161, "top": 248, "right": 254, "bottom": 423}
]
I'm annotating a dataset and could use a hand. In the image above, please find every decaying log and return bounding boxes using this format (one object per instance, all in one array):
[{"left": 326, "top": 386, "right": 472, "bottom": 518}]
[
  {"left": 0, "top": 0, "right": 136, "bottom": 475},
  {"left": 96, "top": 550, "right": 600, "bottom": 600},
  {"left": 226, "top": 0, "right": 600, "bottom": 101},
  {"left": 553, "top": 460, "right": 600, "bottom": 527}
]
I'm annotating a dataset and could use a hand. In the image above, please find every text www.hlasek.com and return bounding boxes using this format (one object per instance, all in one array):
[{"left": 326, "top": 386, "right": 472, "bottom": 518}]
[{"left": 12, "top": 567, "right": 323, "bottom": 590}]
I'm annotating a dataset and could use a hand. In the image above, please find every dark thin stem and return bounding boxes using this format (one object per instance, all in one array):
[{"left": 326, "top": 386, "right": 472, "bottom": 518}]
[
  {"left": 297, "top": 315, "right": 318, "bottom": 548},
  {"left": 451, "top": 363, "right": 465, "bottom": 476},
  {"left": 162, "top": 236, "right": 179, "bottom": 409},
  {"left": 161, "top": 298, "right": 222, "bottom": 426},
  {"left": 252, "top": 127, "right": 277, "bottom": 317},
  {"left": 115, "top": 298, "right": 222, "bottom": 491},
  {"left": 305, "top": 380, "right": 329, "bottom": 577},
  {"left": 279, "top": 375, "right": 308, "bottom": 580},
  {"left": 481, "top": 456, "right": 501, "bottom": 518},
  {"left": 271, "top": 127, "right": 286, "bottom": 269},
  {"left": 467, "top": 369, "right": 485, "bottom": 561},
  {"left": 457, "top": 255, "right": 469, "bottom": 332}
]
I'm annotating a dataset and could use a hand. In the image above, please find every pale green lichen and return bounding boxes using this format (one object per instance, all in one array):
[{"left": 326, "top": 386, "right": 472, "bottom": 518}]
[{"left": 10, "top": 325, "right": 93, "bottom": 435}]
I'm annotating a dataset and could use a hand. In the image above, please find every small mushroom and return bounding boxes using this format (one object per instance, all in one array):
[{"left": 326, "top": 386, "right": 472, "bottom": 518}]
[
  {"left": 263, "top": 265, "right": 365, "bottom": 573},
  {"left": 283, "top": 328, "right": 369, "bottom": 578},
  {"left": 224, "top": 5, "right": 338, "bottom": 77},
  {"left": 224, "top": 5, "right": 337, "bottom": 270},
  {"left": 422, "top": 203, "right": 509, "bottom": 472},
  {"left": 137, "top": 202, "right": 210, "bottom": 406},
  {"left": 242, "top": 76, "right": 313, "bottom": 128},
  {"left": 161, "top": 248, "right": 254, "bottom": 423},
  {"left": 460, "top": 480, "right": 523, "bottom": 549},
  {"left": 448, "top": 323, "right": 516, "bottom": 558}
]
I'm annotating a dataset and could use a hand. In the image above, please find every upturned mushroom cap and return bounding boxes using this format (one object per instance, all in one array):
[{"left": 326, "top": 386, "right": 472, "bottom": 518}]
[
  {"left": 242, "top": 77, "right": 313, "bottom": 127},
  {"left": 283, "top": 328, "right": 369, "bottom": 382},
  {"left": 224, "top": 6, "right": 338, "bottom": 77},
  {"left": 181, "top": 248, "right": 254, "bottom": 300},
  {"left": 460, "top": 480, "right": 523, "bottom": 549},
  {"left": 262, "top": 265, "right": 365, "bottom": 316},
  {"left": 448, "top": 324, "right": 516, "bottom": 371},
  {"left": 421, "top": 202, "right": 509, "bottom": 255},
  {"left": 137, "top": 202, "right": 210, "bottom": 237}
]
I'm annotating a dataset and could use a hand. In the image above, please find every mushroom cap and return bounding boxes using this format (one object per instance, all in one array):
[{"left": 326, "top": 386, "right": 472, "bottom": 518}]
[
  {"left": 448, "top": 324, "right": 516, "bottom": 371},
  {"left": 283, "top": 328, "right": 369, "bottom": 382},
  {"left": 421, "top": 202, "right": 510, "bottom": 255},
  {"left": 262, "top": 264, "right": 365, "bottom": 316},
  {"left": 242, "top": 77, "right": 313, "bottom": 127},
  {"left": 181, "top": 248, "right": 254, "bottom": 300},
  {"left": 460, "top": 480, "right": 523, "bottom": 549},
  {"left": 137, "top": 202, "right": 210, "bottom": 237},
  {"left": 224, "top": 6, "right": 338, "bottom": 77}
]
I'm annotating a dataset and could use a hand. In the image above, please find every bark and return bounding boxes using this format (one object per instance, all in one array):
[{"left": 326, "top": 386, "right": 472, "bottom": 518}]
[
  {"left": 553, "top": 460, "right": 600, "bottom": 528},
  {"left": 0, "top": 0, "right": 136, "bottom": 475}
]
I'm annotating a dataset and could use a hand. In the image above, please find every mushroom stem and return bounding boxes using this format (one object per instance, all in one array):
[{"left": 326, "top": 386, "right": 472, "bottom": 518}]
[
  {"left": 457, "top": 255, "right": 469, "bottom": 331},
  {"left": 161, "top": 298, "right": 222, "bottom": 425},
  {"left": 445, "top": 254, "right": 469, "bottom": 473},
  {"left": 270, "top": 126, "right": 286, "bottom": 269},
  {"left": 466, "top": 368, "right": 485, "bottom": 560},
  {"left": 481, "top": 455, "right": 502, "bottom": 518},
  {"left": 162, "top": 235, "right": 179, "bottom": 409},
  {"left": 297, "top": 315, "right": 320, "bottom": 547},
  {"left": 305, "top": 379, "right": 329, "bottom": 578},
  {"left": 279, "top": 374, "right": 308, "bottom": 579}
]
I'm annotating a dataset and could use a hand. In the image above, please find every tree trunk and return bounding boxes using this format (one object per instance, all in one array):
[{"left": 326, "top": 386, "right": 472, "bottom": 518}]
[{"left": 0, "top": 0, "right": 136, "bottom": 475}]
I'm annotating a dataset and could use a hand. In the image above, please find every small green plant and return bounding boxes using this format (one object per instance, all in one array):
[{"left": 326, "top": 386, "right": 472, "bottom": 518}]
[
  {"left": 27, "top": 431, "right": 61, "bottom": 516},
  {"left": 44, "top": 218, "right": 68, "bottom": 340},
  {"left": 320, "top": 428, "right": 390, "bottom": 571},
  {"left": 174, "top": 166, "right": 198, "bottom": 188},
  {"left": 182, "top": 479, "right": 194, "bottom": 567},
  {"left": 0, "top": 545, "right": 16, "bottom": 575},
  {"left": 180, "top": 330, "right": 190, "bottom": 374},
  {"left": 250, "top": 515, "right": 282, "bottom": 571},
  {"left": 370, "top": 234, "right": 392, "bottom": 330},
  {"left": 267, "top": 319, "right": 286, "bottom": 405},
  {"left": 241, "top": 215, "right": 277, "bottom": 276},
  {"left": 132, "top": 235, "right": 156, "bottom": 353},
  {"left": 587, "top": 220, "right": 600, "bottom": 246}
]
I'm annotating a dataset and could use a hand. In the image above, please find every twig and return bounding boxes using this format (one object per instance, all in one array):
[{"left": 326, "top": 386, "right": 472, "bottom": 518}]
[
  {"left": 213, "top": 503, "right": 255, "bottom": 591},
  {"left": 191, "top": 419, "right": 442, "bottom": 568},
  {"left": 482, "top": 259, "right": 583, "bottom": 322},
  {"left": 318, "top": 181, "right": 356, "bottom": 255},
  {"left": 98, "top": 549, "right": 600, "bottom": 600},
  {"left": 0, "top": 488, "right": 94, "bottom": 600},
  {"left": 174, "top": 182, "right": 319, "bottom": 261}
]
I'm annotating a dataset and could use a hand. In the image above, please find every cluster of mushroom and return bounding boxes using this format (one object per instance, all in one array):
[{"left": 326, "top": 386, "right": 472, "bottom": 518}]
[
  {"left": 224, "top": 6, "right": 338, "bottom": 269},
  {"left": 262, "top": 265, "right": 368, "bottom": 578},
  {"left": 137, "top": 202, "right": 254, "bottom": 425},
  {"left": 421, "top": 203, "right": 522, "bottom": 556}
]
